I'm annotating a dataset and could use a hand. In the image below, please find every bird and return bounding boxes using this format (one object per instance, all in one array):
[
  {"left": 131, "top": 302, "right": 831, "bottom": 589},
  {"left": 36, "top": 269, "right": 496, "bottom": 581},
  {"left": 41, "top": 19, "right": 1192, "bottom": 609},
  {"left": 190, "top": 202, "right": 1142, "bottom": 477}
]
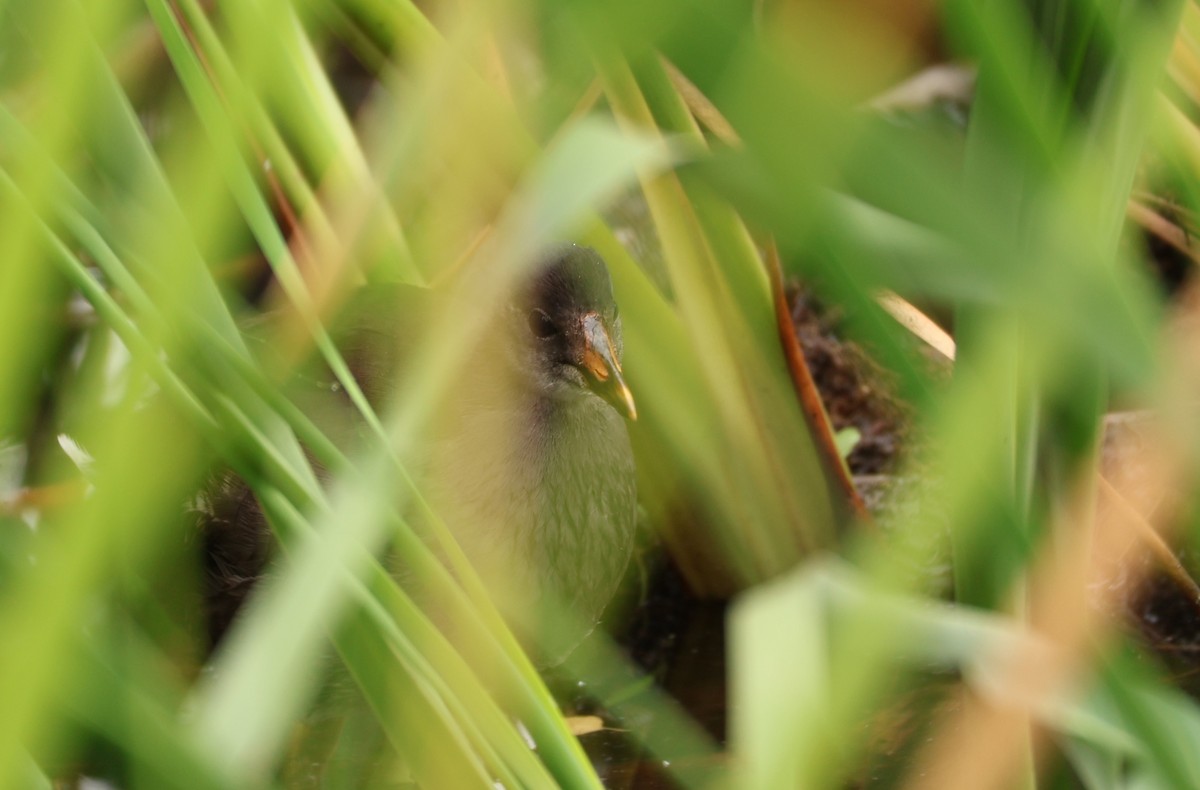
[{"left": 198, "top": 243, "right": 638, "bottom": 666}]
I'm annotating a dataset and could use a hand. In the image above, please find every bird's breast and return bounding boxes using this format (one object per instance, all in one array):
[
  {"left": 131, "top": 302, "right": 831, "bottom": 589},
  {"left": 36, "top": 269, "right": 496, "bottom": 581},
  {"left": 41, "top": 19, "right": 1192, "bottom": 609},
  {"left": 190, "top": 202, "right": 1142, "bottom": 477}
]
[{"left": 425, "top": 390, "right": 636, "bottom": 659}]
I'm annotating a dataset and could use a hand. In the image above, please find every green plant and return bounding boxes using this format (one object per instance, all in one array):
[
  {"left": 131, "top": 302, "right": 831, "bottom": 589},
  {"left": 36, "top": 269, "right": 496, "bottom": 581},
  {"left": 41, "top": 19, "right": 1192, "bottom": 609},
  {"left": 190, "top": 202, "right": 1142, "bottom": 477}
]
[{"left": 4, "top": 1, "right": 1200, "bottom": 787}]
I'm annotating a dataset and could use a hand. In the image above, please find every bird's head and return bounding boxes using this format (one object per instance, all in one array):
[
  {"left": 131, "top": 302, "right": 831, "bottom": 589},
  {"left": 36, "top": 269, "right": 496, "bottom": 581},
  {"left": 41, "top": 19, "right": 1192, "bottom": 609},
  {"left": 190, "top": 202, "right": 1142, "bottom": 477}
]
[{"left": 508, "top": 244, "right": 636, "bottom": 421}]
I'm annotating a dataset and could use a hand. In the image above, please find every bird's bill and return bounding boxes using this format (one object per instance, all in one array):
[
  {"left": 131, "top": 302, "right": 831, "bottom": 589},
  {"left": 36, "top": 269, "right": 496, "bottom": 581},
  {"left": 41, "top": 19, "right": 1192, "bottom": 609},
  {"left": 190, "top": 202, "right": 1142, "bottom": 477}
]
[{"left": 579, "top": 312, "right": 637, "bottom": 421}]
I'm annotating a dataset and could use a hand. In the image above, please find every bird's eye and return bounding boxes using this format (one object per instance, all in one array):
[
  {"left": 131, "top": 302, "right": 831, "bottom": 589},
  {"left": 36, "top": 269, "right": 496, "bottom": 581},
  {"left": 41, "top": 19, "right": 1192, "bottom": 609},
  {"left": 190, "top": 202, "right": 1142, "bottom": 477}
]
[{"left": 528, "top": 308, "right": 558, "bottom": 338}]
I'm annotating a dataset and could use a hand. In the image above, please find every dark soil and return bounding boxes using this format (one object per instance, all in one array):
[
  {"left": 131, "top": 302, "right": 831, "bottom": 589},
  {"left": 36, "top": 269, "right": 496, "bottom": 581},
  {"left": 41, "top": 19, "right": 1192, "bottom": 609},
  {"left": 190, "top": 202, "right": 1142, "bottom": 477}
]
[{"left": 788, "top": 285, "right": 912, "bottom": 476}]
